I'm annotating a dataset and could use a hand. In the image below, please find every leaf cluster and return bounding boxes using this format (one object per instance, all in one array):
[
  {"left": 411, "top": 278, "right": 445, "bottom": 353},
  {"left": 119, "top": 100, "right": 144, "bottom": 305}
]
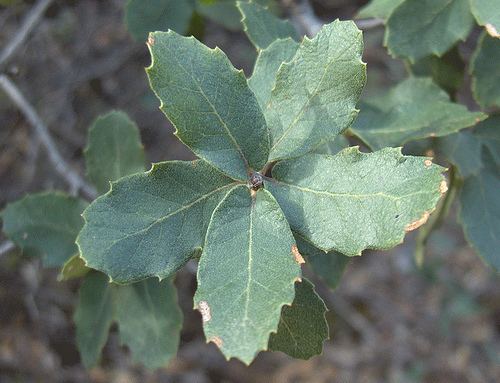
[{"left": 3, "top": 0, "right": 499, "bottom": 370}]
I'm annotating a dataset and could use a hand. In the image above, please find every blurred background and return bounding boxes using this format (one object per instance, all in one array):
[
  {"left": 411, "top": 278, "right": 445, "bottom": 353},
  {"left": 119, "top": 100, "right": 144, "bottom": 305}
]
[{"left": 0, "top": 0, "right": 499, "bottom": 382}]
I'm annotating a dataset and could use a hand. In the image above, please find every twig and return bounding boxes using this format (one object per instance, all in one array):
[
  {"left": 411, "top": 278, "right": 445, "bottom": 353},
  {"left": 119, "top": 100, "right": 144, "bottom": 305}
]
[
  {"left": 287, "top": 0, "right": 384, "bottom": 36},
  {"left": 0, "top": 0, "right": 54, "bottom": 67},
  {"left": 0, "top": 241, "right": 15, "bottom": 257},
  {"left": 0, "top": 74, "right": 97, "bottom": 199},
  {"left": 289, "top": 0, "right": 323, "bottom": 36}
]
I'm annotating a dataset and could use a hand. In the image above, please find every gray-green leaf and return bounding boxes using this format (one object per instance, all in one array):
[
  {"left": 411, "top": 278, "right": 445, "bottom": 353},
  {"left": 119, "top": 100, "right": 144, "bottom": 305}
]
[
  {"left": 266, "top": 148, "right": 446, "bottom": 255},
  {"left": 74, "top": 272, "right": 114, "bottom": 368},
  {"left": 194, "top": 186, "right": 301, "bottom": 364},
  {"left": 248, "top": 38, "right": 299, "bottom": 110},
  {"left": 1, "top": 193, "right": 87, "bottom": 267},
  {"left": 114, "top": 278, "right": 183, "bottom": 369},
  {"left": 313, "top": 135, "right": 350, "bottom": 156},
  {"left": 77, "top": 160, "right": 237, "bottom": 283},
  {"left": 350, "top": 77, "right": 486, "bottom": 150},
  {"left": 147, "top": 31, "right": 270, "bottom": 180},
  {"left": 58, "top": 254, "right": 90, "bottom": 281},
  {"left": 265, "top": 20, "right": 366, "bottom": 162},
  {"left": 470, "top": 33, "right": 500, "bottom": 109},
  {"left": 125, "top": 0, "right": 195, "bottom": 41},
  {"left": 385, "top": 0, "right": 474, "bottom": 62},
  {"left": 238, "top": 0, "right": 298, "bottom": 50},
  {"left": 85, "top": 111, "right": 145, "bottom": 194},
  {"left": 439, "top": 116, "right": 500, "bottom": 177},
  {"left": 75, "top": 273, "right": 183, "bottom": 369},
  {"left": 458, "top": 154, "right": 500, "bottom": 271},
  {"left": 268, "top": 278, "right": 328, "bottom": 359},
  {"left": 296, "top": 235, "right": 350, "bottom": 290},
  {"left": 470, "top": 0, "right": 500, "bottom": 38},
  {"left": 357, "top": 0, "right": 405, "bottom": 20}
]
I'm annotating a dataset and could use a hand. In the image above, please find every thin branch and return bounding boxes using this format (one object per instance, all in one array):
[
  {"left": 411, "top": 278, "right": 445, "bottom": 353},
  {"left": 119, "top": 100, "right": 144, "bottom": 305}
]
[
  {"left": 0, "top": 74, "right": 97, "bottom": 199},
  {"left": 287, "top": 0, "right": 384, "bottom": 36},
  {"left": 0, "top": 0, "right": 54, "bottom": 67},
  {"left": 0, "top": 241, "right": 15, "bottom": 257}
]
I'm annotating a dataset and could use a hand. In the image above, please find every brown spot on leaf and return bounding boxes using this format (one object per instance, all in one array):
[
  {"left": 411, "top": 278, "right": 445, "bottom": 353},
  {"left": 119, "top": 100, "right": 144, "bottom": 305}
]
[
  {"left": 424, "top": 159, "right": 433, "bottom": 168},
  {"left": 147, "top": 35, "right": 155, "bottom": 46},
  {"left": 405, "top": 212, "right": 430, "bottom": 232},
  {"left": 291, "top": 245, "right": 305, "bottom": 264},
  {"left": 439, "top": 180, "right": 448, "bottom": 195},
  {"left": 425, "top": 149, "right": 435, "bottom": 158},
  {"left": 210, "top": 336, "right": 223, "bottom": 348},
  {"left": 485, "top": 24, "right": 500, "bottom": 38},
  {"left": 198, "top": 301, "right": 211, "bottom": 322},
  {"left": 294, "top": 276, "right": 302, "bottom": 283}
]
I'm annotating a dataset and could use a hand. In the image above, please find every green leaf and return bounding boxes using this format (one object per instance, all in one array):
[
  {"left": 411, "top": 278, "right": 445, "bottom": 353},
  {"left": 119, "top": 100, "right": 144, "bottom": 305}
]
[
  {"left": 357, "top": 0, "right": 405, "bottom": 20},
  {"left": 146, "top": 31, "right": 270, "bottom": 180},
  {"left": 265, "top": 20, "right": 366, "bottom": 162},
  {"left": 458, "top": 154, "right": 500, "bottom": 271},
  {"left": 470, "top": 0, "right": 500, "bottom": 38},
  {"left": 125, "top": 0, "right": 195, "bottom": 41},
  {"left": 350, "top": 77, "right": 486, "bottom": 150},
  {"left": 85, "top": 111, "right": 145, "bottom": 194},
  {"left": 313, "top": 135, "right": 350, "bottom": 156},
  {"left": 74, "top": 272, "right": 114, "bottom": 368},
  {"left": 385, "top": 0, "right": 474, "bottom": 62},
  {"left": 77, "top": 160, "right": 237, "bottom": 283},
  {"left": 194, "top": 186, "right": 301, "bottom": 364},
  {"left": 266, "top": 147, "right": 446, "bottom": 255},
  {"left": 409, "top": 47, "right": 465, "bottom": 94},
  {"left": 438, "top": 131, "right": 483, "bottom": 178},
  {"left": 58, "top": 254, "right": 90, "bottom": 281},
  {"left": 238, "top": 0, "right": 298, "bottom": 50},
  {"left": 474, "top": 116, "right": 500, "bottom": 165},
  {"left": 268, "top": 278, "right": 328, "bottom": 359},
  {"left": 440, "top": 116, "right": 500, "bottom": 178},
  {"left": 196, "top": 0, "right": 242, "bottom": 30},
  {"left": 1, "top": 193, "right": 87, "bottom": 267},
  {"left": 114, "top": 278, "right": 183, "bottom": 369},
  {"left": 75, "top": 273, "right": 183, "bottom": 369},
  {"left": 248, "top": 38, "right": 299, "bottom": 110},
  {"left": 296, "top": 235, "right": 350, "bottom": 290},
  {"left": 470, "top": 33, "right": 500, "bottom": 109}
]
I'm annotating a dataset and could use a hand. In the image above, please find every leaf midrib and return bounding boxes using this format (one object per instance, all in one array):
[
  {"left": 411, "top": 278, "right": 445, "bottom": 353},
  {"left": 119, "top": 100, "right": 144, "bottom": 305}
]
[
  {"left": 162, "top": 43, "right": 250, "bottom": 172},
  {"left": 270, "top": 179, "right": 433, "bottom": 202},
  {"left": 100, "top": 183, "right": 238, "bottom": 253}
]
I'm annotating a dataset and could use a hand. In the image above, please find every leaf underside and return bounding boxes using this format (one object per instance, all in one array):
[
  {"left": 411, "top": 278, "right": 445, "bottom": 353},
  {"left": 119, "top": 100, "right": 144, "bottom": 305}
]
[
  {"left": 267, "top": 147, "right": 446, "bottom": 255},
  {"left": 146, "top": 31, "right": 270, "bottom": 180},
  {"left": 269, "top": 278, "right": 329, "bottom": 359},
  {"left": 194, "top": 185, "right": 301, "bottom": 364},
  {"left": 350, "top": 77, "right": 486, "bottom": 150},
  {"left": 77, "top": 160, "right": 236, "bottom": 283}
]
